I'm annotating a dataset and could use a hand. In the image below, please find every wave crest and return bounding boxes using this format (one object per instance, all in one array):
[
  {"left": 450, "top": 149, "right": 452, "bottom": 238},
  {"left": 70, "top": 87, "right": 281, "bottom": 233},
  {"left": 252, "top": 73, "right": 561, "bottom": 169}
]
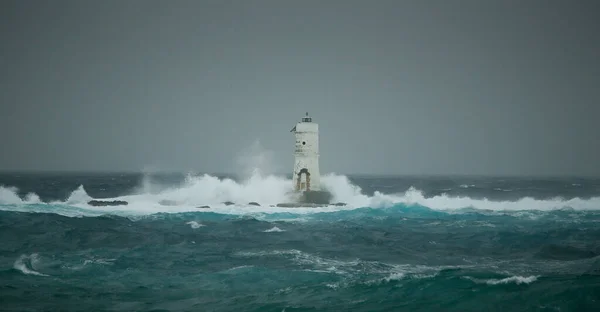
[
  {"left": 0, "top": 186, "right": 41, "bottom": 205},
  {"left": 2, "top": 172, "right": 600, "bottom": 217},
  {"left": 13, "top": 254, "right": 48, "bottom": 276},
  {"left": 465, "top": 275, "right": 539, "bottom": 285}
]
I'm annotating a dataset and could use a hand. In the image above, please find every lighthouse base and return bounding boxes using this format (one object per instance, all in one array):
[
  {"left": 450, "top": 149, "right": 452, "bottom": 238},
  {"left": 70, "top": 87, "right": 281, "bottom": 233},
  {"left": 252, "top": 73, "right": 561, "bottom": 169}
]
[{"left": 299, "top": 190, "right": 332, "bottom": 205}]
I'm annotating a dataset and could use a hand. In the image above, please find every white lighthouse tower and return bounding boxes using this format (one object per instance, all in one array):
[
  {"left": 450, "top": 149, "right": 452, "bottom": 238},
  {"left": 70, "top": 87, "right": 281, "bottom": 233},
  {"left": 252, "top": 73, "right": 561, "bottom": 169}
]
[
  {"left": 290, "top": 112, "right": 321, "bottom": 191},
  {"left": 289, "top": 113, "right": 331, "bottom": 204}
]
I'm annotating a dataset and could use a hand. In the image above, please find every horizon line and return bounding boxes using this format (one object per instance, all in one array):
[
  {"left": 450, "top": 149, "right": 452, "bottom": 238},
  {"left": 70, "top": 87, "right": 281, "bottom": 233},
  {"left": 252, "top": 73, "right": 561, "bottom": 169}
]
[{"left": 0, "top": 169, "right": 598, "bottom": 178}]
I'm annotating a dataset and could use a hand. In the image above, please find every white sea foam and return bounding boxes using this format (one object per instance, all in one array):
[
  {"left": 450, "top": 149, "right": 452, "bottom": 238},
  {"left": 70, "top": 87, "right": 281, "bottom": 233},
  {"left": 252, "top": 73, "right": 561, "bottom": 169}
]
[
  {"left": 2, "top": 171, "right": 600, "bottom": 217},
  {"left": 264, "top": 226, "right": 285, "bottom": 232},
  {"left": 234, "top": 248, "right": 463, "bottom": 288},
  {"left": 0, "top": 186, "right": 42, "bottom": 205},
  {"left": 465, "top": 275, "right": 539, "bottom": 285},
  {"left": 186, "top": 221, "right": 205, "bottom": 229},
  {"left": 13, "top": 254, "right": 48, "bottom": 277},
  {"left": 1, "top": 143, "right": 600, "bottom": 216}
]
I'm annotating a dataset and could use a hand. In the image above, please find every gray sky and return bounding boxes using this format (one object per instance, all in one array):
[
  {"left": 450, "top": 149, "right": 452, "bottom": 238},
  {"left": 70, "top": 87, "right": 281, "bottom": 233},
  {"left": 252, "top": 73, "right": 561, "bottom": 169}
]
[{"left": 1, "top": 0, "right": 599, "bottom": 176}]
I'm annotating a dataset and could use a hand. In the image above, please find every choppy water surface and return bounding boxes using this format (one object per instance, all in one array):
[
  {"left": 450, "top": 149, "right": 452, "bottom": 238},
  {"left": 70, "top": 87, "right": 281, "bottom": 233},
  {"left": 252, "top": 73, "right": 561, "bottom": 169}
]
[{"left": 1, "top": 172, "right": 599, "bottom": 311}]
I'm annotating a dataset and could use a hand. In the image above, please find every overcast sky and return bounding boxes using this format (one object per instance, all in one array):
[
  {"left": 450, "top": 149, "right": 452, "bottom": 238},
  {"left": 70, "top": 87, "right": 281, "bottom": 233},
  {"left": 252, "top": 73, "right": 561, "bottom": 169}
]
[{"left": 1, "top": 0, "right": 599, "bottom": 176}]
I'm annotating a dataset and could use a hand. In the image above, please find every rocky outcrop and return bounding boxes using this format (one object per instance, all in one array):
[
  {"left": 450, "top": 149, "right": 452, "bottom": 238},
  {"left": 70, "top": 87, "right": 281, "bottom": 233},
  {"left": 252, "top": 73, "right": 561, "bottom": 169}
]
[
  {"left": 248, "top": 202, "right": 260, "bottom": 206},
  {"left": 300, "top": 190, "right": 333, "bottom": 205},
  {"left": 88, "top": 200, "right": 128, "bottom": 206},
  {"left": 276, "top": 203, "right": 327, "bottom": 208},
  {"left": 274, "top": 202, "right": 347, "bottom": 208},
  {"left": 197, "top": 205, "right": 210, "bottom": 209},
  {"left": 223, "top": 201, "right": 235, "bottom": 206}
]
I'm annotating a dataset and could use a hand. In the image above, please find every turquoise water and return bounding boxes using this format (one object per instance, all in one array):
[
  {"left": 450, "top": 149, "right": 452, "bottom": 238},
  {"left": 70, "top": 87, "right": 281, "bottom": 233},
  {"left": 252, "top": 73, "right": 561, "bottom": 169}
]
[{"left": 1, "top": 173, "right": 599, "bottom": 311}]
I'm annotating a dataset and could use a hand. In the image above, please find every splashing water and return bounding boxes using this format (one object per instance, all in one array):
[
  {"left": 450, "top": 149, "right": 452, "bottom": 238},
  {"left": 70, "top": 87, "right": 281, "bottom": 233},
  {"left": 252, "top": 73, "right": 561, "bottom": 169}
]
[
  {"left": 1, "top": 172, "right": 599, "bottom": 311},
  {"left": 1, "top": 170, "right": 600, "bottom": 218}
]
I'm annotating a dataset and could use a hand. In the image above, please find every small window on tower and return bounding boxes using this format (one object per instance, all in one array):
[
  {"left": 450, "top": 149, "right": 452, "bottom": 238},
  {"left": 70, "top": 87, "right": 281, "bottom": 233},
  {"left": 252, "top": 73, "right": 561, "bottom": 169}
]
[{"left": 302, "top": 141, "right": 306, "bottom": 145}]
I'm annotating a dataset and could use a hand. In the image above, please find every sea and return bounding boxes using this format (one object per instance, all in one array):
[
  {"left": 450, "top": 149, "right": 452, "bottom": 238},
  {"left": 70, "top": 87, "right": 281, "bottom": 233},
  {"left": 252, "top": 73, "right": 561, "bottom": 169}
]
[{"left": 0, "top": 171, "right": 599, "bottom": 311}]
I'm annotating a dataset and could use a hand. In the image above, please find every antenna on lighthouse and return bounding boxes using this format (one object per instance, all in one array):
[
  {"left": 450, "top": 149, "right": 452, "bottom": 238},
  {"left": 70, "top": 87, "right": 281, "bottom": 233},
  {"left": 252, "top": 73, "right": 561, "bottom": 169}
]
[{"left": 301, "top": 112, "right": 312, "bottom": 123}]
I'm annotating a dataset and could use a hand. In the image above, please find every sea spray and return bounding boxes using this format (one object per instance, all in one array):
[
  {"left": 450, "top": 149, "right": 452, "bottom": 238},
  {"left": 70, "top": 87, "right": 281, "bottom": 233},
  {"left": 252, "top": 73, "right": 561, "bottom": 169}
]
[
  {"left": 2, "top": 172, "right": 600, "bottom": 218},
  {"left": 0, "top": 173, "right": 599, "bottom": 311}
]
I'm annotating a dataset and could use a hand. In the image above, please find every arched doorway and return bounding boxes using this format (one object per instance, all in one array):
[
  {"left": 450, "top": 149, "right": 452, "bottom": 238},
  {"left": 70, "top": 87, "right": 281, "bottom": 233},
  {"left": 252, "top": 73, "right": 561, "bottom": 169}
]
[{"left": 296, "top": 168, "right": 311, "bottom": 191}]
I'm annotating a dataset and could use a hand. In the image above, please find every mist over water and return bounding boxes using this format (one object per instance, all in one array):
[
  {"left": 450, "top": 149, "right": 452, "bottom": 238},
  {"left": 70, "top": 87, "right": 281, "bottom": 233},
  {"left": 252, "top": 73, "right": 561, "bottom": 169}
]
[
  {"left": 1, "top": 171, "right": 600, "bottom": 311},
  {"left": 2, "top": 171, "right": 600, "bottom": 218},
  {"left": 2, "top": 0, "right": 600, "bottom": 309},
  {"left": 1, "top": 145, "right": 600, "bottom": 311},
  {"left": 2, "top": 140, "right": 599, "bottom": 217}
]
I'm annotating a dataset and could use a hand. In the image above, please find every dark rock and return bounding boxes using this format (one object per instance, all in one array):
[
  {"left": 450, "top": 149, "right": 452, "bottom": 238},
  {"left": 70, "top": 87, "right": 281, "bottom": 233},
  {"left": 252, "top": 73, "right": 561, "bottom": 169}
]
[
  {"left": 333, "top": 202, "right": 347, "bottom": 206},
  {"left": 248, "top": 202, "right": 260, "bottom": 206},
  {"left": 276, "top": 203, "right": 296, "bottom": 208},
  {"left": 197, "top": 205, "right": 210, "bottom": 209},
  {"left": 276, "top": 203, "right": 327, "bottom": 208},
  {"left": 300, "top": 190, "right": 332, "bottom": 205},
  {"left": 88, "top": 200, "right": 128, "bottom": 206},
  {"left": 223, "top": 201, "right": 235, "bottom": 206}
]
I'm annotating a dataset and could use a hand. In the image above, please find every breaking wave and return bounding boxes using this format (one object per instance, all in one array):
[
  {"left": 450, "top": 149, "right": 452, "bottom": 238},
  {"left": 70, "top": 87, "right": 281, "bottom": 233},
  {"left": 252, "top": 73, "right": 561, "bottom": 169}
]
[
  {"left": 13, "top": 254, "right": 48, "bottom": 277},
  {"left": 464, "top": 275, "right": 539, "bottom": 285},
  {"left": 1, "top": 172, "right": 600, "bottom": 217},
  {"left": 263, "top": 226, "right": 285, "bottom": 232}
]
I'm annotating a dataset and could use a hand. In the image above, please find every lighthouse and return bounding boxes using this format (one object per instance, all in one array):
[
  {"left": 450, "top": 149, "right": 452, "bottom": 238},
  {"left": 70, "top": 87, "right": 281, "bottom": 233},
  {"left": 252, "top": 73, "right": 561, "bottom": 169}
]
[{"left": 289, "top": 112, "right": 331, "bottom": 204}]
